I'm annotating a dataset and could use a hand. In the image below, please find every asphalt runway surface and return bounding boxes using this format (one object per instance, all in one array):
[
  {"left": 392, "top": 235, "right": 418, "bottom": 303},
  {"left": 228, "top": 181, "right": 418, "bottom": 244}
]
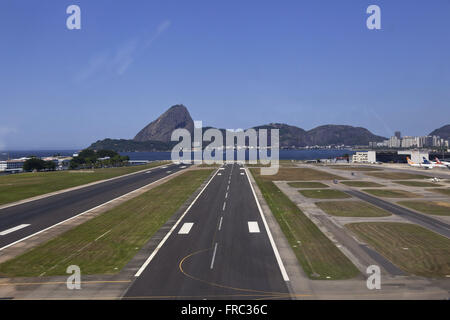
[{"left": 124, "top": 164, "right": 290, "bottom": 300}]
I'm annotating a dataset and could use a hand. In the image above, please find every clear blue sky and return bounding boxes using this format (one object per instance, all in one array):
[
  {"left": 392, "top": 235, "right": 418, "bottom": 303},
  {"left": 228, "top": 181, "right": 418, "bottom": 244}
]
[{"left": 1, "top": 0, "right": 449, "bottom": 150}]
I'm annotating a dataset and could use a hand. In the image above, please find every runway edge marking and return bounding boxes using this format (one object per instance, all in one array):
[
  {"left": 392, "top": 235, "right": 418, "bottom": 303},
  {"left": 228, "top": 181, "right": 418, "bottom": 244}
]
[
  {"left": 134, "top": 168, "right": 220, "bottom": 277},
  {"left": 0, "top": 168, "right": 185, "bottom": 253},
  {"left": 245, "top": 167, "right": 290, "bottom": 281}
]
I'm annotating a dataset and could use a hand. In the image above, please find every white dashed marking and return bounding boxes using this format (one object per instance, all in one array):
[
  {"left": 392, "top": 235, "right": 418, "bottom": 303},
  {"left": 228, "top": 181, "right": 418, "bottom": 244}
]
[
  {"left": 0, "top": 224, "right": 30, "bottom": 236},
  {"left": 248, "top": 221, "right": 260, "bottom": 233},
  {"left": 178, "top": 223, "right": 194, "bottom": 235},
  {"left": 210, "top": 243, "right": 218, "bottom": 269}
]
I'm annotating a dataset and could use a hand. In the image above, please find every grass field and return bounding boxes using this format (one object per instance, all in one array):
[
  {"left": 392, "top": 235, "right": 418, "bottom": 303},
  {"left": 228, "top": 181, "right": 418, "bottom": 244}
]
[
  {"left": 245, "top": 160, "right": 298, "bottom": 167},
  {"left": 393, "top": 181, "right": 443, "bottom": 187},
  {"left": 362, "top": 189, "right": 420, "bottom": 198},
  {"left": 346, "top": 222, "right": 450, "bottom": 278},
  {"left": 287, "top": 182, "right": 329, "bottom": 188},
  {"left": 364, "top": 172, "right": 428, "bottom": 180},
  {"left": 0, "top": 162, "right": 169, "bottom": 206},
  {"left": 340, "top": 181, "right": 384, "bottom": 188},
  {"left": 299, "top": 189, "right": 351, "bottom": 199},
  {"left": 316, "top": 201, "right": 391, "bottom": 217},
  {"left": 255, "top": 168, "right": 346, "bottom": 181},
  {"left": 429, "top": 188, "right": 450, "bottom": 196},
  {"left": 0, "top": 169, "right": 213, "bottom": 277},
  {"left": 251, "top": 169, "right": 359, "bottom": 280},
  {"left": 327, "top": 166, "right": 382, "bottom": 171},
  {"left": 398, "top": 201, "right": 450, "bottom": 216}
]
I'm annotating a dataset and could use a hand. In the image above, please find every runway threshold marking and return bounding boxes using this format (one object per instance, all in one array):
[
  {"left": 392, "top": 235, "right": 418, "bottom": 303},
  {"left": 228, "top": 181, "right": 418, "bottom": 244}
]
[
  {"left": 134, "top": 168, "right": 220, "bottom": 277},
  {"left": 248, "top": 221, "right": 260, "bottom": 233},
  {"left": 178, "top": 223, "right": 194, "bottom": 235},
  {"left": 0, "top": 224, "right": 30, "bottom": 236},
  {"left": 244, "top": 168, "right": 290, "bottom": 282},
  {"left": 210, "top": 242, "right": 218, "bottom": 269}
]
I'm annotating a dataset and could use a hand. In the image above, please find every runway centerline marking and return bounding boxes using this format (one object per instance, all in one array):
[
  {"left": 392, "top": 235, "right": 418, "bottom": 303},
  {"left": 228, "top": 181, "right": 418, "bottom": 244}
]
[
  {"left": 218, "top": 217, "right": 223, "bottom": 231},
  {"left": 222, "top": 202, "right": 226, "bottom": 211},
  {"left": 225, "top": 192, "right": 228, "bottom": 199},
  {"left": 178, "top": 223, "right": 194, "bottom": 235},
  {"left": 248, "top": 221, "right": 260, "bottom": 233},
  {"left": 210, "top": 243, "right": 218, "bottom": 269},
  {"left": 0, "top": 224, "right": 30, "bottom": 236}
]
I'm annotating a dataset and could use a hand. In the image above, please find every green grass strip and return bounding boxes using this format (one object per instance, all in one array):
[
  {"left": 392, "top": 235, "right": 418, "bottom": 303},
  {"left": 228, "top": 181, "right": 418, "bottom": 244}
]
[{"left": 251, "top": 169, "right": 359, "bottom": 280}]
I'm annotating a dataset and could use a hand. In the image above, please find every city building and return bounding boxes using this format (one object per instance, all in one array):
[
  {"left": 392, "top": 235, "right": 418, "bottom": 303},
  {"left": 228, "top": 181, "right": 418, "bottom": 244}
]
[
  {"left": 0, "top": 159, "right": 26, "bottom": 173},
  {"left": 42, "top": 156, "right": 73, "bottom": 170},
  {"left": 370, "top": 131, "right": 449, "bottom": 150}
]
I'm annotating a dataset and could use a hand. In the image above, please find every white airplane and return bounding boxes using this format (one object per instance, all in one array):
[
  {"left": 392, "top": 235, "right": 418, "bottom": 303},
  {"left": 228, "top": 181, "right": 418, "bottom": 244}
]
[
  {"left": 422, "top": 157, "right": 447, "bottom": 168},
  {"left": 406, "top": 157, "right": 434, "bottom": 169},
  {"left": 433, "top": 157, "right": 450, "bottom": 167}
]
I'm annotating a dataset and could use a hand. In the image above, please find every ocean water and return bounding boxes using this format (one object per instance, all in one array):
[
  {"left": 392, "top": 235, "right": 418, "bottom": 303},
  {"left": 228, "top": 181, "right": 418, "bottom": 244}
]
[{"left": 1, "top": 149, "right": 355, "bottom": 161}]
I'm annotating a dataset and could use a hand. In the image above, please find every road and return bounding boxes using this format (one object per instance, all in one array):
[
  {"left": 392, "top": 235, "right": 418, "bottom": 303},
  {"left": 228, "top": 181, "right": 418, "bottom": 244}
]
[
  {"left": 124, "top": 163, "right": 290, "bottom": 300},
  {"left": 344, "top": 189, "right": 450, "bottom": 238},
  {"left": 0, "top": 163, "right": 190, "bottom": 251}
]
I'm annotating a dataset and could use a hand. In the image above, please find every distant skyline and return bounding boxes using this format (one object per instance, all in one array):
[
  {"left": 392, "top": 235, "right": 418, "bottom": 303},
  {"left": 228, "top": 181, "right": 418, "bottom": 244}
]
[{"left": 1, "top": 0, "right": 449, "bottom": 150}]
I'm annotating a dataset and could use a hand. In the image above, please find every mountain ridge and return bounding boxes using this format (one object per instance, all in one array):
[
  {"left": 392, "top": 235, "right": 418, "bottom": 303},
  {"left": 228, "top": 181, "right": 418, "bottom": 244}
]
[
  {"left": 89, "top": 105, "right": 394, "bottom": 151},
  {"left": 429, "top": 124, "right": 450, "bottom": 140}
]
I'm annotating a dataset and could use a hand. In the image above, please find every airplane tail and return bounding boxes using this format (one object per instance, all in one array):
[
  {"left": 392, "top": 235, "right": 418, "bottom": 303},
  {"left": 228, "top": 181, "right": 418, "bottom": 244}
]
[
  {"left": 435, "top": 157, "right": 443, "bottom": 164},
  {"left": 422, "top": 157, "right": 431, "bottom": 164},
  {"left": 407, "top": 157, "right": 415, "bottom": 165}
]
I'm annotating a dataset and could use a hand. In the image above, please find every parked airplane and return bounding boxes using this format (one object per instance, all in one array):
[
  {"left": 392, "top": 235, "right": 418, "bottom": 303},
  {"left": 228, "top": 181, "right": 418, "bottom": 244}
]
[
  {"left": 406, "top": 157, "right": 434, "bottom": 169},
  {"left": 433, "top": 157, "right": 450, "bottom": 167},
  {"left": 423, "top": 157, "right": 447, "bottom": 168}
]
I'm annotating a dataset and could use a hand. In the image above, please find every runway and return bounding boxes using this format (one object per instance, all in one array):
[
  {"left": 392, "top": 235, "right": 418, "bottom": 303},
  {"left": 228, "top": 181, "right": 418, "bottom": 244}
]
[
  {"left": 124, "top": 163, "right": 290, "bottom": 300},
  {"left": 0, "top": 163, "right": 190, "bottom": 252}
]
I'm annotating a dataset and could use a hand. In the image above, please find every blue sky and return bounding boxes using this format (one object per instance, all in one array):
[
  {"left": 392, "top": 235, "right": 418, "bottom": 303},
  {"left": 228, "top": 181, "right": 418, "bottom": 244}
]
[{"left": 1, "top": 0, "right": 449, "bottom": 150}]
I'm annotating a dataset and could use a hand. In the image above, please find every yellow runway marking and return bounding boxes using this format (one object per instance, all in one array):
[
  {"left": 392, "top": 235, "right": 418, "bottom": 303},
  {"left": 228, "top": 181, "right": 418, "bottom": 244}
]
[{"left": 178, "top": 249, "right": 299, "bottom": 298}]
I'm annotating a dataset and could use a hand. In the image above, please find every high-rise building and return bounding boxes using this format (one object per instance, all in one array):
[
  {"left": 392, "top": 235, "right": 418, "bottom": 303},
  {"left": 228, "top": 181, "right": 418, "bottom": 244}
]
[{"left": 395, "top": 131, "right": 401, "bottom": 139}]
